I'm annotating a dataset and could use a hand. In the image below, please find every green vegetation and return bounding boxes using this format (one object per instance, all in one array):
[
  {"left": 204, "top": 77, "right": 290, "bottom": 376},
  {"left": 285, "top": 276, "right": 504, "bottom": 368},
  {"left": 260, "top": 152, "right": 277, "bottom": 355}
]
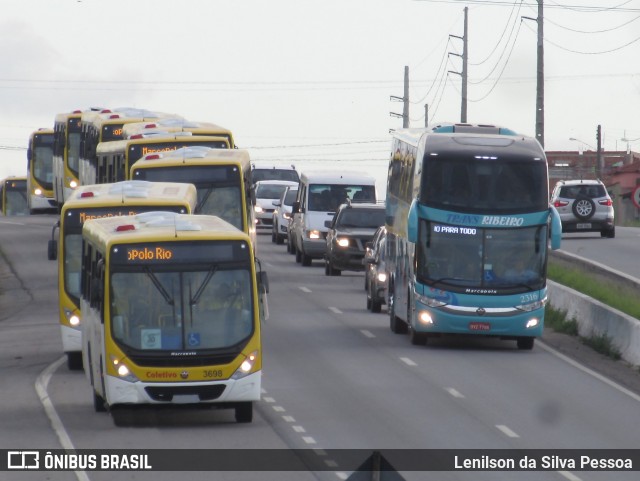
[
  {"left": 547, "top": 260, "right": 640, "bottom": 320},
  {"left": 544, "top": 306, "right": 578, "bottom": 335}
]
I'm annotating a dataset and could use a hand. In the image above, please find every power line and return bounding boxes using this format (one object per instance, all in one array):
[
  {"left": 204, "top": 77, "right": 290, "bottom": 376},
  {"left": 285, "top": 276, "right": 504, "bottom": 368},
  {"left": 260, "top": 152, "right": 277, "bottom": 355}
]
[{"left": 413, "top": 0, "right": 640, "bottom": 12}]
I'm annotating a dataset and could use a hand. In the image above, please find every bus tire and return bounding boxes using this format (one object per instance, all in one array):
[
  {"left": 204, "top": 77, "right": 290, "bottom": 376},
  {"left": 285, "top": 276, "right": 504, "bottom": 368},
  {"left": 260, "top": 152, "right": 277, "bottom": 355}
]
[
  {"left": 235, "top": 402, "right": 253, "bottom": 423},
  {"left": 517, "top": 337, "right": 535, "bottom": 350},
  {"left": 388, "top": 289, "right": 407, "bottom": 334},
  {"left": 93, "top": 391, "right": 107, "bottom": 412},
  {"left": 67, "top": 352, "right": 83, "bottom": 371}
]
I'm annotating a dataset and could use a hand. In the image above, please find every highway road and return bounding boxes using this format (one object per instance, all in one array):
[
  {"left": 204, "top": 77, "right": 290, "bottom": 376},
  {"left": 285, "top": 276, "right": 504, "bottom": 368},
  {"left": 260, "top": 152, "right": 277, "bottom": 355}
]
[
  {"left": 1, "top": 214, "right": 639, "bottom": 481},
  {"left": 556, "top": 227, "right": 640, "bottom": 279}
]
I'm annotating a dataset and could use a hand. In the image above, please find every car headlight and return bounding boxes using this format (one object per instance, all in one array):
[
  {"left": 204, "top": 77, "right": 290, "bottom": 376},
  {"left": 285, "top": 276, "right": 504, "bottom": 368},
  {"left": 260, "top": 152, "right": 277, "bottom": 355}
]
[
  {"left": 337, "top": 237, "right": 350, "bottom": 248},
  {"left": 308, "top": 230, "right": 321, "bottom": 239},
  {"left": 254, "top": 205, "right": 264, "bottom": 213}
]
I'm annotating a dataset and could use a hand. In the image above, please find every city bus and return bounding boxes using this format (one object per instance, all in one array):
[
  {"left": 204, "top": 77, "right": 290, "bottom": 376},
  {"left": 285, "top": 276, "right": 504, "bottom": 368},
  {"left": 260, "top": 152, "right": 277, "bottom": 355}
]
[
  {"left": 80, "top": 213, "right": 267, "bottom": 424},
  {"left": 130, "top": 147, "right": 256, "bottom": 245},
  {"left": 47, "top": 180, "right": 198, "bottom": 370},
  {"left": 53, "top": 109, "right": 87, "bottom": 208},
  {"left": 122, "top": 119, "right": 236, "bottom": 148},
  {"left": 91, "top": 133, "right": 230, "bottom": 186},
  {"left": 0, "top": 176, "right": 28, "bottom": 216},
  {"left": 26, "top": 128, "right": 56, "bottom": 213},
  {"left": 79, "top": 108, "right": 182, "bottom": 187},
  {"left": 385, "top": 123, "right": 562, "bottom": 350}
]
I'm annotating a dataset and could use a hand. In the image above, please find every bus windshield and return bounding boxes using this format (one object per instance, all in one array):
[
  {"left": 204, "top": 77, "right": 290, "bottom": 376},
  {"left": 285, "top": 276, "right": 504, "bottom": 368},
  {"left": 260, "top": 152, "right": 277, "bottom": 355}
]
[
  {"left": 131, "top": 165, "right": 243, "bottom": 229},
  {"left": 421, "top": 155, "right": 548, "bottom": 214},
  {"left": 110, "top": 267, "right": 253, "bottom": 352},
  {"left": 33, "top": 136, "right": 54, "bottom": 189},
  {"left": 416, "top": 220, "right": 546, "bottom": 293}
]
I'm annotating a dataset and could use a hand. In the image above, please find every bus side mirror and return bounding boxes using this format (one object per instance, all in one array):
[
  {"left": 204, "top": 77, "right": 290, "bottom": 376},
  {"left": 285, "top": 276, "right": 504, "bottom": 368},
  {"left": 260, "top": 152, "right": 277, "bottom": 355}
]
[
  {"left": 549, "top": 206, "right": 562, "bottom": 250},
  {"left": 258, "top": 271, "right": 269, "bottom": 294},
  {"left": 48, "top": 240, "right": 57, "bottom": 261}
]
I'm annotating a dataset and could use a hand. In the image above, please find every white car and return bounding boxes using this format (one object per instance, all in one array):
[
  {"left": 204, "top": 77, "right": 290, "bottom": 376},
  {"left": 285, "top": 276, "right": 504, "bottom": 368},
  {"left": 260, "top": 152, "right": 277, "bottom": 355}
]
[
  {"left": 254, "top": 180, "right": 298, "bottom": 232},
  {"left": 272, "top": 186, "right": 298, "bottom": 244}
]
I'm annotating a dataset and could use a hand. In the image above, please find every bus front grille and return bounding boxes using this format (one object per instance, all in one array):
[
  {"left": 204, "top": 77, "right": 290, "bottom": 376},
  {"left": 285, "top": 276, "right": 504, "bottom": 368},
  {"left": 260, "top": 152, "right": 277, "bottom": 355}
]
[{"left": 145, "top": 384, "right": 226, "bottom": 402}]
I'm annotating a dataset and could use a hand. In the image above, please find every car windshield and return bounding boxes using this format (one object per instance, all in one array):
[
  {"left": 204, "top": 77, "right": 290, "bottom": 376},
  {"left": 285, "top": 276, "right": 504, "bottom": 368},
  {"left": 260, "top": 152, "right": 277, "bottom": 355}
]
[
  {"left": 559, "top": 184, "right": 606, "bottom": 199},
  {"left": 337, "top": 209, "right": 386, "bottom": 228},
  {"left": 256, "top": 184, "right": 290, "bottom": 199}
]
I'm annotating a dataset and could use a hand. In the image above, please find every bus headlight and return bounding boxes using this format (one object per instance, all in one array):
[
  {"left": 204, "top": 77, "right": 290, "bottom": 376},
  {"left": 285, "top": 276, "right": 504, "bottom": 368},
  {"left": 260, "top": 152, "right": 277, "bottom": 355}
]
[
  {"left": 231, "top": 350, "right": 259, "bottom": 380},
  {"left": 526, "top": 318, "right": 540, "bottom": 329},
  {"left": 417, "top": 310, "right": 434, "bottom": 325},
  {"left": 69, "top": 180, "right": 78, "bottom": 189},
  {"left": 64, "top": 308, "right": 81, "bottom": 328},
  {"left": 376, "top": 272, "right": 387, "bottom": 283},
  {"left": 516, "top": 296, "right": 547, "bottom": 312},
  {"left": 34, "top": 188, "right": 43, "bottom": 196},
  {"left": 111, "top": 355, "right": 138, "bottom": 383},
  {"left": 415, "top": 292, "right": 447, "bottom": 308}
]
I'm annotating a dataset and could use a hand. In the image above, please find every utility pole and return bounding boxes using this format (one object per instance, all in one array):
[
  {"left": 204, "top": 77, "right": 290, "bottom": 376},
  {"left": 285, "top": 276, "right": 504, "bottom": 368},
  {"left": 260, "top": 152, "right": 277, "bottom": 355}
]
[
  {"left": 522, "top": 1, "right": 545, "bottom": 147},
  {"left": 596, "top": 124, "right": 602, "bottom": 178},
  {"left": 390, "top": 66, "right": 410, "bottom": 128},
  {"left": 424, "top": 104, "right": 429, "bottom": 127},
  {"left": 448, "top": 7, "right": 468, "bottom": 123},
  {"left": 535, "top": 0, "right": 544, "bottom": 148}
]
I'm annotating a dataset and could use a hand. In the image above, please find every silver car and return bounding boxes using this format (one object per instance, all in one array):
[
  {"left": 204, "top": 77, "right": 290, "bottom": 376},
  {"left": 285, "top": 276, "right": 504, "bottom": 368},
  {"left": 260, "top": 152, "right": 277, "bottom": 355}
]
[{"left": 550, "top": 179, "right": 615, "bottom": 238}]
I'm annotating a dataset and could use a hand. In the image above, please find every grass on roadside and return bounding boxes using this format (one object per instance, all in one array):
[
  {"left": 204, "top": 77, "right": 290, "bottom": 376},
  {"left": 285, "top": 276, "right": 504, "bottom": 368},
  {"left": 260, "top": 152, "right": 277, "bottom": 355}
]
[{"left": 547, "top": 261, "right": 640, "bottom": 320}]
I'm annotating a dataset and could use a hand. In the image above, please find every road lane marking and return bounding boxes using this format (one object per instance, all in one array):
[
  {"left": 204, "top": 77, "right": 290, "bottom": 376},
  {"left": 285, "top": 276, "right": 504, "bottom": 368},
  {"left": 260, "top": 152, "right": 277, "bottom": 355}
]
[
  {"left": 539, "top": 341, "right": 640, "bottom": 403},
  {"left": 36, "top": 356, "right": 91, "bottom": 481},
  {"left": 292, "top": 425, "right": 306, "bottom": 433},
  {"left": 272, "top": 405, "right": 285, "bottom": 412},
  {"left": 299, "top": 286, "right": 312, "bottom": 293},
  {"left": 329, "top": 307, "right": 342, "bottom": 314},
  {"left": 302, "top": 436, "right": 317, "bottom": 444},
  {"left": 263, "top": 396, "right": 275, "bottom": 403},
  {"left": 360, "top": 329, "right": 375, "bottom": 338},
  {"left": 445, "top": 387, "right": 465, "bottom": 398},
  {"left": 400, "top": 357, "right": 417, "bottom": 366},
  {"left": 282, "top": 415, "right": 296, "bottom": 423},
  {"left": 496, "top": 424, "right": 519, "bottom": 438}
]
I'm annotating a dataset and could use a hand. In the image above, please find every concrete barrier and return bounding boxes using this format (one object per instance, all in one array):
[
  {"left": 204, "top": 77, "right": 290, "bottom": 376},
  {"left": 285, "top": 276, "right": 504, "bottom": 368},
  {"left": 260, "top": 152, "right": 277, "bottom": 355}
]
[{"left": 547, "top": 250, "right": 640, "bottom": 367}]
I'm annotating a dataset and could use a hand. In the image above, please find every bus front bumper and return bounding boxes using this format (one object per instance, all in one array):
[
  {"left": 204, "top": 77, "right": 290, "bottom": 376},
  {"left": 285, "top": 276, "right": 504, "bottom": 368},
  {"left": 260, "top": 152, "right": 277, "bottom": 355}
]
[
  {"left": 60, "top": 325, "right": 82, "bottom": 354},
  {"left": 105, "top": 371, "right": 262, "bottom": 406}
]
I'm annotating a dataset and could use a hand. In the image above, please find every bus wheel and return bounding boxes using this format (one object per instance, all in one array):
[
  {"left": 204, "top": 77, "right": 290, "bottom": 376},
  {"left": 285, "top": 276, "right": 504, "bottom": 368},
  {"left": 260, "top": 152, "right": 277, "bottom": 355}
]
[
  {"left": 517, "top": 337, "right": 535, "bottom": 350},
  {"left": 67, "top": 352, "right": 83, "bottom": 371},
  {"left": 235, "top": 402, "right": 253, "bottom": 423},
  {"left": 111, "top": 406, "right": 134, "bottom": 427},
  {"left": 93, "top": 391, "right": 107, "bottom": 412},
  {"left": 389, "top": 290, "right": 407, "bottom": 334}
]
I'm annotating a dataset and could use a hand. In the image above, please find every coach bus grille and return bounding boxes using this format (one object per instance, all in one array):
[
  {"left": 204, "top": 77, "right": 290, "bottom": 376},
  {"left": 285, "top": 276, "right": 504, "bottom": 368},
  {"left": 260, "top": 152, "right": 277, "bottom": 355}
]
[
  {"left": 128, "top": 353, "right": 237, "bottom": 367},
  {"left": 145, "top": 385, "right": 226, "bottom": 402}
]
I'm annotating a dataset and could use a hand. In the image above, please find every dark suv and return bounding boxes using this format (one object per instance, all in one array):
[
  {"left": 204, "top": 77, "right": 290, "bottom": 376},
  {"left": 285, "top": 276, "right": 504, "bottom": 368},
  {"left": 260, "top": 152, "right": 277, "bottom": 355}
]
[
  {"left": 550, "top": 179, "right": 615, "bottom": 238},
  {"left": 324, "top": 202, "right": 386, "bottom": 276}
]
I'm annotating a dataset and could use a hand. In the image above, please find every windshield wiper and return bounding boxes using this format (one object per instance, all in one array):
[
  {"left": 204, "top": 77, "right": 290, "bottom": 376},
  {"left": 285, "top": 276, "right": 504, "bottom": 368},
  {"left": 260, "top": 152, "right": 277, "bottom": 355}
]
[
  {"left": 196, "top": 187, "right": 215, "bottom": 213},
  {"left": 190, "top": 266, "right": 218, "bottom": 306},
  {"left": 144, "top": 267, "right": 174, "bottom": 306}
]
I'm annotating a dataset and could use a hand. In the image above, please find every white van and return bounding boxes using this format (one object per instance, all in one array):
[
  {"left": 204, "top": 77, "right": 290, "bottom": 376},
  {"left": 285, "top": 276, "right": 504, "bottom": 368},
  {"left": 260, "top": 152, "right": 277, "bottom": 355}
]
[{"left": 290, "top": 171, "right": 376, "bottom": 266}]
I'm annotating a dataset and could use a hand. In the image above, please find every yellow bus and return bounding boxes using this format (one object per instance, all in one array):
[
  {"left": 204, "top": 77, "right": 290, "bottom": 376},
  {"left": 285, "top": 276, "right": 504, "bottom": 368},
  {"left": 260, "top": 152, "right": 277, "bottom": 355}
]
[
  {"left": 122, "top": 119, "right": 236, "bottom": 148},
  {"left": 47, "top": 180, "right": 198, "bottom": 370},
  {"left": 81, "top": 213, "right": 267, "bottom": 424},
  {"left": 93, "top": 133, "right": 230, "bottom": 185},
  {"left": 78, "top": 108, "right": 183, "bottom": 187},
  {"left": 53, "top": 109, "right": 86, "bottom": 208},
  {"left": 130, "top": 147, "right": 256, "bottom": 243},
  {"left": 0, "top": 176, "right": 29, "bottom": 216},
  {"left": 27, "top": 128, "right": 56, "bottom": 213}
]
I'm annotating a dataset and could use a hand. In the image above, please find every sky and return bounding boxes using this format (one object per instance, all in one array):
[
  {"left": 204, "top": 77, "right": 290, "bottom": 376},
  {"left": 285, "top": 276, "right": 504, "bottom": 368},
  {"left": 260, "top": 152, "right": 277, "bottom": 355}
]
[{"left": 1, "top": 0, "right": 640, "bottom": 190}]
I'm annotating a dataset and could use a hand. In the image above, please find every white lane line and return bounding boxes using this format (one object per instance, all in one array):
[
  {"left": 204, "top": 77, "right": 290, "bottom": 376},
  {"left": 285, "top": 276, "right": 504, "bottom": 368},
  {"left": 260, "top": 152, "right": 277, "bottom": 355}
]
[
  {"left": 329, "top": 306, "right": 343, "bottom": 314},
  {"left": 360, "top": 329, "right": 375, "bottom": 338},
  {"left": 263, "top": 396, "right": 275, "bottom": 403},
  {"left": 272, "top": 406, "right": 286, "bottom": 412},
  {"left": 299, "top": 286, "right": 312, "bottom": 293},
  {"left": 302, "top": 436, "right": 317, "bottom": 444},
  {"left": 336, "top": 473, "right": 348, "bottom": 480},
  {"left": 292, "top": 425, "right": 306, "bottom": 433},
  {"left": 495, "top": 424, "right": 520, "bottom": 438},
  {"left": 400, "top": 357, "right": 417, "bottom": 366},
  {"left": 444, "top": 387, "right": 465, "bottom": 398},
  {"left": 558, "top": 471, "right": 583, "bottom": 481},
  {"left": 539, "top": 340, "right": 640, "bottom": 403},
  {"left": 36, "top": 356, "right": 91, "bottom": 481},
  {"left": 282, "top": 415, "right": 296, "bottom": 423}
]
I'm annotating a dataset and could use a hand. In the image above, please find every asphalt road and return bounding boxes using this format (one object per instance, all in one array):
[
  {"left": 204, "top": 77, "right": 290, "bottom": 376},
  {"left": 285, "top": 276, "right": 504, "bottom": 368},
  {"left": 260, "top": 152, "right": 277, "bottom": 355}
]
[{"left": 1, "top": 215, "right": 639, "bottom": 481}]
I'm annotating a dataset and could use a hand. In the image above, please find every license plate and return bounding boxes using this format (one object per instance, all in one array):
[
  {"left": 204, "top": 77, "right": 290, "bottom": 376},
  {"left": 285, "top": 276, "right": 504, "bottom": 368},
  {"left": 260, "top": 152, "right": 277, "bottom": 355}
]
[
  {"left": 469, "top": 322, "right": 491, "bottom": 331},
  {"left": 576, "top": 223, "right": 592, "bottom": 229}
]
